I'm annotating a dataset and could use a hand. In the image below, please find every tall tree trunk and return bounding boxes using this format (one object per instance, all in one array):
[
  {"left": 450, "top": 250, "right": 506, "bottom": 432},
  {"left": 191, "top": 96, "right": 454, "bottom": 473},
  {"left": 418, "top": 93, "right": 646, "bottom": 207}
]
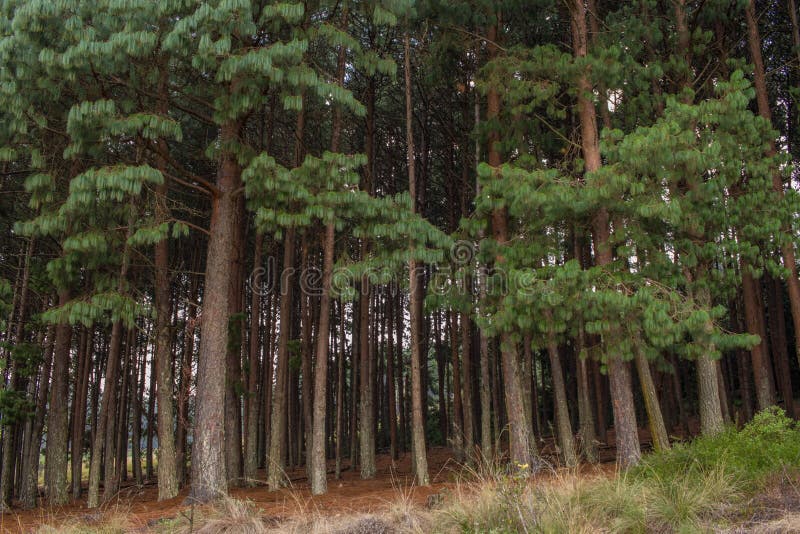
[
  {"left": 571, "top": 0, "right": 640, "bottom": 467},
  {"left": 44, "top": 290, "right": 72, "bottom": 506},
  {"left": 486, "top": 22, "right": 536, "bottom": 469},
  {"left": 190, "top": 121, "right": 242, "bottom": 502},
  {"left": 244, "top": 232, "right": 264, "bottom": 484},
  {"left": 70, "top": 328, "right": 90, "bottom": 498},
  {"left": 742, "top": 270, "right": 777, "bottom": 410},
  {"left": 767, "top": 276, "right": 797, "bottom": 418},
  {"left": 746, "top": 0, "right": 800, "bottom": 371},
  {"left": 386, "top": 298, "right": 398, "bottom": 461},
  {"left": 405, "top": 31, "right": 429, "bottom": 485},
  {"left": 176, "top": 269, "right": 198, "bottom": 486},
  {"left": 449, "top": 312, "right": 464, "bottom": 460},
  {"left": 267, "top": 228, "right": 296, "bottom": 490},
  {"left": 153, "top": 69, "right": 179, "bottom": 498},
  {"left": 224, "top": 196, "right": 246, "bottom": 487},
  {"left": 19, "top": 325, "right": 54, "bottom": 508},
  {"left": 461, "top": 297, "right": 474, "bottom": 456},
  {"left": 335, "top": 300, "right": 346, "bottom": 478}
]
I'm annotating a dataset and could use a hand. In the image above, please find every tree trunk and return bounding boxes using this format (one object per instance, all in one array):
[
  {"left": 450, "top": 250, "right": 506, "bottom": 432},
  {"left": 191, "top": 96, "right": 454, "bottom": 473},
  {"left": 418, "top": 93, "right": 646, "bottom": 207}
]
[
  {"left": 571, "top": 0, "right": 640, "bottom": 467},
  {"left": 449, "top": 311, "right": 464, "bottom": 460},
  {"left": 153, "top": 73, "right": 179, "bottom": 498},
  {"left": 267, "top": 228, "right": 295, "bottom": 490},
  {"left": 310, "top": 221, "right": 334, "bottom": 495},
  {"left": 742, "top": 270, "right": 777, "bottom": 410},
  {"left": 189, "top": 121, "right": 242, "bottom": 502},
  {"left": 766, "top": 276, "right": 797, "bottom": 418},
  {"left": 746, "top": 0, "right": 800, "bottom": 371},
  {"left": 633, "top": 346, "right": 670, "bottom": 452},
  {"left": 405, "top": 31, "right": 429, "bottom": 485},
  {"left": 545, "top": 314, "right": 577, "bottom": 467},
  {"left": 244, "top": 232, "right": 264, "bottom": 484},
  {"left": 176, "top": 269, "right": 198, "bottom": 486},
  {"left": 461, "top": 299, "right": 474, "bottom": 456},
  {"left": 19, "top": 325, "right": 54, "bottom": 508}
]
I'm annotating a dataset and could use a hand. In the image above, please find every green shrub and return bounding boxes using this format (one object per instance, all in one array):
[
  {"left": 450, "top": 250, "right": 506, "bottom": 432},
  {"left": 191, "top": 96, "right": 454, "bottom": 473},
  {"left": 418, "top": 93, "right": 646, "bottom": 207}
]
[{"left": 632, "top": 407, "right": 800, "bottom": 490}]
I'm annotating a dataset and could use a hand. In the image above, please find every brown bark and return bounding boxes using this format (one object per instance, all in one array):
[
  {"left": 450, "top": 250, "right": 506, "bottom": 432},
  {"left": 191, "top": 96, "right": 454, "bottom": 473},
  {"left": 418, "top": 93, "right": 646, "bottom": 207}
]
[
  {"left": 176, "top": 268, "right": 198, "bottom": 486},
  {"left": 746, "top": 0, "right": 800, "bottom": 371},
  {"left": 570, "top": 0, "right": 640, "bottom": 467},
  {"left": 405, "top": 31, "right": 429, "bottom": 485},
  {"left": 633, "top": 346, "right": 670, "bottom": 452},
  {"left": 545, "top": 313, "right": 577, "bottom": 466},
  {"left": 153, "top": 68, "right": 179, "bottom": 499},
  {"left": 44, "top": 290, "right": 72, "bottom": 506},
  {"left": 189, "top": 121, "right": 242, "bottom": 502},
  {"left": 741, "top": 271, "right": 776, "bottom": 409},
  {"left": 461, "top": 298, "right": 474, "bottom": 455},
  {"left": 449, "top": 312, "right": 464, "bottom": 459},
  {"left": 766, "top": 276, "right": 797, "bottom": 418},
  {"left": 244, "top": 232, "right": 264, "bottom": 484},
  {"left": 267, "top": 228, "right": 296, "bottom": 490}
]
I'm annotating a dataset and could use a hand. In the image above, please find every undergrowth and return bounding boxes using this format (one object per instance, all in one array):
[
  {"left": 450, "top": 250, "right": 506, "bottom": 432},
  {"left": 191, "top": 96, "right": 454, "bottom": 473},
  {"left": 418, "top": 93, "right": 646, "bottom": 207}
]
[{"left": 26, "top": 408, "right": 800, "bottom": 533}]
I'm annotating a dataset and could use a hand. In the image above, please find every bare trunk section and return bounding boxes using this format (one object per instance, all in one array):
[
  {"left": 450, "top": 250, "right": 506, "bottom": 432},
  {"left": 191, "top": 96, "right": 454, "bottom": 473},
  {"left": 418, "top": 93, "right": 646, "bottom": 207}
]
[
  {"left": 267, "top": 228, "right": 296, "bottom": 490},
  {"left": 633, "top": 346, "right": 670, "bottom": 452},
  {"left": 154, "top": 67, "right": 179, "bottom": 499},
  {"left": 545, "top": 313, "right": 576, "bottom": 467},
  {"left": 189, "top": 121, "right": 242, "bottom": 502},
  {"left": 244, "top": 232, "right": 264, "bottom": 484},
  {"left": 741, "top": 270, "right": 776, "bottom": 409},
  {"left": 44, "top": 289, "right": 72, "bottom": 506}
]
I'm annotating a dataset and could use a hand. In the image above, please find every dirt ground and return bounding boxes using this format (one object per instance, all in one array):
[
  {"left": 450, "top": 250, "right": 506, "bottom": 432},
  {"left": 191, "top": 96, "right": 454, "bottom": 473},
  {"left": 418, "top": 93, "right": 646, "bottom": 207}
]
[{"left": 0, "top": 442, "right": 623, "bottom": 533}]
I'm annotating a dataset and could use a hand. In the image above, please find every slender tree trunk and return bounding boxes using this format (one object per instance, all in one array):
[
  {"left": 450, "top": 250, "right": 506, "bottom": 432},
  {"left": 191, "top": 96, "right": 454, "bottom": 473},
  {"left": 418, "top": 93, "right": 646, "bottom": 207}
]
[
  {"left": 746, "top": 0, "right": 800, "bottom": 371},
  {"left": 449, "top": 312, "right": 464, "bottom": 460},
  {"left": 386, "top": 297, "right": 398, "bottom": 461},
  {"left": 176, "top": 266, "right": 198, "bottom": 485},
  {"left": 461, "top": 298, "right": 474, "bottom": 456},
  {"left": 545, "top": 313, "right": 577, "bottom": 466},
  {"left": 767, "top": 276, "right": 797, "bottom": 418},
  {"left": 267, "top": 228, "right": 296, "bottom": 490},
  {"left": 742, "top": 271, "right": 777, "bottom": 410},
  {"left": 335, "top": 300, "right": 346, "bottom": 478},
  {"left": 20, "top": 326, "right": 54, "bottom": 508},
  {"left": 633, "top": 345, "right": 670, "bottom": 451},
  {"left": 70, "top": 328, "right": 90, "bottom": 498},
  {"left": 405, "top": 32, "right": 429, "bottom": 485},
  {"left": 153, "top": 71, "right": 179, "bottom": 498},
  {"left": 244, "top": 232, "right": 264, "bottom": 484},
  {"left": 570, "top": 0, "right": 640, "bottom": 467}
]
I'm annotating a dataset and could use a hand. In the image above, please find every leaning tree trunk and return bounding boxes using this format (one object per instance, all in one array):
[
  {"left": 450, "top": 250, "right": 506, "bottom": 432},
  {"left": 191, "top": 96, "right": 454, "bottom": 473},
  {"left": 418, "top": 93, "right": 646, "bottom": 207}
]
[
  {"left": 545, "top": 312, "right": 577, "bottom": 467},
  {"left": 633, "top": 343, "right": 670, "bottom": 452}
]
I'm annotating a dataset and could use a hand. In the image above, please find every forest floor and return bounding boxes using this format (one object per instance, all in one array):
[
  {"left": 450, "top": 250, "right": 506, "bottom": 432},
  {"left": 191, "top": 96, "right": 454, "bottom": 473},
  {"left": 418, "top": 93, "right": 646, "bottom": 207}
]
[
  {"left": 0, "top": 442, "right": 614, "bottom": 533},
  {"left": 3, "top": 429, "right": 800, "bottom": 533}
]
